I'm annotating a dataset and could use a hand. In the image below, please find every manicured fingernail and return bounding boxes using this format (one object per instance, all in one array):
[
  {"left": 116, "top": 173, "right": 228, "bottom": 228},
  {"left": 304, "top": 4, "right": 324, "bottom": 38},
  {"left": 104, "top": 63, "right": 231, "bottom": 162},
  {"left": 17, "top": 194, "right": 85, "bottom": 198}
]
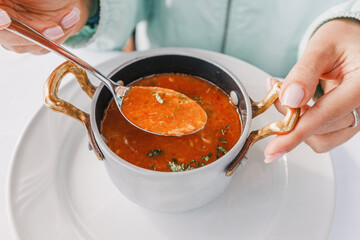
[
  {"left": 266, "top": 77, "right": 276, "bottom": 92},
  {"left": 0, "top": 10, "right": 11, "bottom": 27},
  {"left": 42, "top": 26, "right": 64, "bottom": 40},
  {"left": 281, "top": 84, "right": 305, "bottom": 108},
  {"left": 61, "top": 7, "right": 80, "bottom": 29},
  {"left": 264, "top": 152, "right": 286, "bottom": 163}
]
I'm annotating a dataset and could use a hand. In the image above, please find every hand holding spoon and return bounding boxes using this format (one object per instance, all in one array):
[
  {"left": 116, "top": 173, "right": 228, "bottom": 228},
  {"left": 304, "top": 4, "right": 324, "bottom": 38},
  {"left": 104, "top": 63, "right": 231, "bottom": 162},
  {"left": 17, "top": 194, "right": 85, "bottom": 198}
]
[{"left": 6, "top": 16, "right": 207, "bottom": 136}]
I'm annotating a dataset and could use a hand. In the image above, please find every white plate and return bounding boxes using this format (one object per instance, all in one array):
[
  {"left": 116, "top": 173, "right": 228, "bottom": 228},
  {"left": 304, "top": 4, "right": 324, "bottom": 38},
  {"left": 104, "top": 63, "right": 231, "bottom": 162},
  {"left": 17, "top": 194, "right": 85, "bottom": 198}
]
[{"left": 7, "top": 49, "right": 335, "bottom": 240}]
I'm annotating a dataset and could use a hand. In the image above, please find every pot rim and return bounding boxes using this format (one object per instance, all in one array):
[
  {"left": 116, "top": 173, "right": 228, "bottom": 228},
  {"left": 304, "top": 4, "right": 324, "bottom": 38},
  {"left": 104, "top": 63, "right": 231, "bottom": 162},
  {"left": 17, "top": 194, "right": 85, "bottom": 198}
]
[{"left": 90, "top": 49, "right": 253, "bottom": 176}]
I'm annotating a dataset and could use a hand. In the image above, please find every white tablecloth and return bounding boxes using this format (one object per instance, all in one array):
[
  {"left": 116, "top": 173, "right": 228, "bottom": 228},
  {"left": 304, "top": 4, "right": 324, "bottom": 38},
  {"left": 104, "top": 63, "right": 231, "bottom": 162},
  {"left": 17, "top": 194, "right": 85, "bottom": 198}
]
[{"left": 0, "top": 47, "right": 359, "bottom": 239}]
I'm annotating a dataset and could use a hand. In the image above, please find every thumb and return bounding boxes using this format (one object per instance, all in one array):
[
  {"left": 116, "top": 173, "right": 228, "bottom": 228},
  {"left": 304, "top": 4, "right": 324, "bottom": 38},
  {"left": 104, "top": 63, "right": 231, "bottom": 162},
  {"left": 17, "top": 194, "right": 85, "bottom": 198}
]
[
  {"left": 279, "top": 41, "right": 335, "bottom": 108},
  {"left": 0, "top": 9, "right": 11, "bottom": 30}
]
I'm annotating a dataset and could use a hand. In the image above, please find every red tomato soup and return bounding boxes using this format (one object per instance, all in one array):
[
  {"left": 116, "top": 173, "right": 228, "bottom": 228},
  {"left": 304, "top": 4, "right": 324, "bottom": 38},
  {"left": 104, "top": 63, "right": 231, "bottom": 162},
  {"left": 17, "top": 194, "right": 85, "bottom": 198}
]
[{"left": 101, "top": 73, "right": 241, "bottom": 172}]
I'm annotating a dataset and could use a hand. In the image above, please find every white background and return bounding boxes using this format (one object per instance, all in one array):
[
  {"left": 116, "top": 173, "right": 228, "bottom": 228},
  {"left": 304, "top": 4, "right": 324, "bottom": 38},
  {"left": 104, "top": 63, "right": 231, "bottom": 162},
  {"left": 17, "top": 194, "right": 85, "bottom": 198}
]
[{"left": 0, "top": 47, "right": 359, "bottom": 239}]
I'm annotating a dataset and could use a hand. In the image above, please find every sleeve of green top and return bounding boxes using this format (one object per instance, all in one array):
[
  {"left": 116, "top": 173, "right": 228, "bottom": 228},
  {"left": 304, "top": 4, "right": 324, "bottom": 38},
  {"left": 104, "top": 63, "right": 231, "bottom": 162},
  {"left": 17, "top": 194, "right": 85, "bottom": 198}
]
[
  {"left": 65, "top": 0, "right": 151, "bottom": 50},
  {"left": 298, "top": 0, "right": 360, "bottom": 100},
  {"left": 298, "top": 0, "right": 360, "bottom": 57}
]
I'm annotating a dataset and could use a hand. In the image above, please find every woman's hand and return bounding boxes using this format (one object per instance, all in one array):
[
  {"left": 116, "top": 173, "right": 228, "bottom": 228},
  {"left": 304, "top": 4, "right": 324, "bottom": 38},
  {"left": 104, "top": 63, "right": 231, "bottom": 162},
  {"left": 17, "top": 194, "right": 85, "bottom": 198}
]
[
  {"left": 264, "top": 19, "right": 360, "bottom": 163},
  {"left": 0, "top": 0, "right": 90, "bottom": 54}
]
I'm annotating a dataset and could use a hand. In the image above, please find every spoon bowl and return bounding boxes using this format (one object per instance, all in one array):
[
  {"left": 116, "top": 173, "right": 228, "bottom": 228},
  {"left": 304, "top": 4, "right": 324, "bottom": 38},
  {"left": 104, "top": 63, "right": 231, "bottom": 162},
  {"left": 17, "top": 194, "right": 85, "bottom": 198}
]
[{"left": 117, "top": 85, "right": 208, "bottom": 136}]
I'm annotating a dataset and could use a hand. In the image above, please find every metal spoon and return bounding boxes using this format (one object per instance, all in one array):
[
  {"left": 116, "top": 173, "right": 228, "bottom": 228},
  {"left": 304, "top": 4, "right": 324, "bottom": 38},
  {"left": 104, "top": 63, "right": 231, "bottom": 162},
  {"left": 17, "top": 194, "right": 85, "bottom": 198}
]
[{"left": 6, "top": 16, "right": 207, "bottom": 136}]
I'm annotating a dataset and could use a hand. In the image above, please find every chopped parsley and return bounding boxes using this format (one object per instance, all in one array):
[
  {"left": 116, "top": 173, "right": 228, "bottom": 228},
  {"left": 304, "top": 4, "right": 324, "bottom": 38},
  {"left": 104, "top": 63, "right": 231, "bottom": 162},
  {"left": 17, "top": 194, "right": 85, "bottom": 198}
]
[
  {"left": 167, "top": 152, "right": 215, "bottom": 172},
  {"left": 178, "top": 94, "right": 188, "bottom": 104},
  {"left": 151, "top": 164, "right": 156, "bottom": 170},
  {"left": 168, "top": 161, "right": 182, "bottom": 172},
  {"left": 202, "top": 155, "right": 210, "bottom": 162},
  {"left": 221, "top": 125, "right": 230, "bottom": 135},
  {"left": 147, "top": 149, "right": 162, "bottom": 157},
  {"left": 167, "top": 153, "right": 214, "bottom": 172},
  {"left": 193, "top": 96, "right": 204, "bottom": 104},
  {"left": 219, "top": 138, "right": 227, "bottom": 144},
  {"left": 216, "top": 145, "right": 228, "bottom": 159},
  {"left": 202, "top": 152, "right": 213, "bottom": 162},
  {"left": 168, "top": 161, "right": 195, "bottom": 172}
]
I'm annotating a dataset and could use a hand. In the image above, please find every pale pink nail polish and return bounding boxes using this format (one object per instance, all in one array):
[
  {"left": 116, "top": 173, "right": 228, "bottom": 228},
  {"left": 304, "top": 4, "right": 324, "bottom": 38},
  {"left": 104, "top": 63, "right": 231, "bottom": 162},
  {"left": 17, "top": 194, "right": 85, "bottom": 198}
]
[
  {"left": 0, "top": 11, "right": 11, "bottom": 26},
  {"left": 42, "top": 26, "right": 65, "bottom": 40},
  {"left": 61, "top": 7, "right": 80, "bottom": 29},
  {"left": 264, "top": 152, "right": 286, "bottom": 163},
  {"left": 281, "top": 84, "right": 305, "bottom": 108}
]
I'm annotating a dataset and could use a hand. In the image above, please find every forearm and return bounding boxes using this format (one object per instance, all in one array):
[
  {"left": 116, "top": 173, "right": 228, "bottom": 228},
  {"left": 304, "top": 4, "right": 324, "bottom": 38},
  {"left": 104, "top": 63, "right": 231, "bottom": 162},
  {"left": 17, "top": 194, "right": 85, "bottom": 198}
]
[
  {"left": 297, "top": 0, "right": 360, "bottom": 100},
  {"left": 299, "top": 0, "right": 360, "bottom": 58}
]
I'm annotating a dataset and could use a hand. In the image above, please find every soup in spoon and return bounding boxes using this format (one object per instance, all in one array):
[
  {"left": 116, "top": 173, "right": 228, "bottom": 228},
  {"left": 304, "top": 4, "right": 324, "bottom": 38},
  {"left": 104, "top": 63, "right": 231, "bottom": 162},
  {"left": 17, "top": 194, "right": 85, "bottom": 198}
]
[{"left": 120, "top": 86, "right": 207, "bottom": 136}]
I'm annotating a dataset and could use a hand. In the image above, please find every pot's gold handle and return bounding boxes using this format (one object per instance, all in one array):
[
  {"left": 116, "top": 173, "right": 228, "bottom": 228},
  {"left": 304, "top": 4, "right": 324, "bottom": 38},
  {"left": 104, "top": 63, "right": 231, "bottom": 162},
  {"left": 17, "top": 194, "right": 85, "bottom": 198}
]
[
  {"left": 226, "top": 82, "right": 300, "bottom": 176},
  {"left": 43, "top": 61, "right": 104, "bottom": 160}
]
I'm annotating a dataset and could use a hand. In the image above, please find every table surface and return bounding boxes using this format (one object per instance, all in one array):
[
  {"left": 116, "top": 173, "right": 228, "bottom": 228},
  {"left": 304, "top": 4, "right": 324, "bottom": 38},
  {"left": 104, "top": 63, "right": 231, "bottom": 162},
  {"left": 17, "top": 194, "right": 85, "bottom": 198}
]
[{"left": 0, "top": 47, "right": 359, "bottom": 240}]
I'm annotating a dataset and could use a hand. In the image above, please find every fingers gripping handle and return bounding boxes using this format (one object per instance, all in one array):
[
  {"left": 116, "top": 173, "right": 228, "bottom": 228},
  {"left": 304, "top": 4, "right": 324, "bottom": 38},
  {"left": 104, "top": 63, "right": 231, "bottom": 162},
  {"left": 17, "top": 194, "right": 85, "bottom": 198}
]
[
  {"left": 43, "top": 61, "right": 103, "bottom": 160},
  {"left": 252, "top": 81, "right": 282, "bottom": 118},
  {"left": 226, "top": 82, "right": 300, "bottom": 176}
]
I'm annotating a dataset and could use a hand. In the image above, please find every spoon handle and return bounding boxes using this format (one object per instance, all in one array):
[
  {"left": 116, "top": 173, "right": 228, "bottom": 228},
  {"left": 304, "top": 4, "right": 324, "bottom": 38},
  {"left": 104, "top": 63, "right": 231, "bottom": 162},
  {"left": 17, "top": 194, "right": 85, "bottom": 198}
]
[{"left": 6, "top": 16, "right": 117, "bottom": 92}]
